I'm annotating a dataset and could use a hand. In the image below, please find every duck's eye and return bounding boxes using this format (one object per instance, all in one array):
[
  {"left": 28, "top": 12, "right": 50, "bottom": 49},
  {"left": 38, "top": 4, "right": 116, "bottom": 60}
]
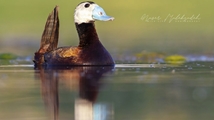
[
  {"left": 99, "top": 12, "right": 103, "bottom": 15},
  {"left": 84, "top": 3, "right": 90, "bottom": 8}
]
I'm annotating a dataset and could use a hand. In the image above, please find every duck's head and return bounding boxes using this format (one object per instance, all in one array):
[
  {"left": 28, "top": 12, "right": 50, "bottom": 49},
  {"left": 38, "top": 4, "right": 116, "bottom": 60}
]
[{"left": 74, "top": 1, "right": 114, "bottom": 24}]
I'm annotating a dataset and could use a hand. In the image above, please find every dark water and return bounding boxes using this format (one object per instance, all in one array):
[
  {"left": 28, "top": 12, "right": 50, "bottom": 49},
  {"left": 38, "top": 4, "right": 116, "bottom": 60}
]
[{"left": 0, "top": 62, "right": 214, "bottom": 120}]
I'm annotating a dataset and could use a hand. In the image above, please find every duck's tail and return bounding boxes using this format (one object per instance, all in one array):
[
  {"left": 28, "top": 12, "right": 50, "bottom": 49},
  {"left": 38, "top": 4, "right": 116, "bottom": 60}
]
[{"left": 34, "top": 6, "right": 59, "bottom": 66}]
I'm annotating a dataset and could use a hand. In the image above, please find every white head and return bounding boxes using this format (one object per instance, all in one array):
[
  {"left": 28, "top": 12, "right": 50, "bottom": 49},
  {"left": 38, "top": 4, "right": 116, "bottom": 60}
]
[{"left": 74, "top": 1, "right": 114, "bottom": 24}]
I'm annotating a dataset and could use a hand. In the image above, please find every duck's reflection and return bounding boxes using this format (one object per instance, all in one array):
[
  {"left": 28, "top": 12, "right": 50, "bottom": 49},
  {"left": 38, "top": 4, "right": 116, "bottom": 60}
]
[{"left": 35, "top": 66, "right": 114, "bottom": 120}]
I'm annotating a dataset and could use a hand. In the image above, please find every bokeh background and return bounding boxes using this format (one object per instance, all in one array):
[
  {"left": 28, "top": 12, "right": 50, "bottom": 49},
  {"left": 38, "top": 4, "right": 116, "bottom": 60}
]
[
  {"left": 0, "top": 0, "right": 213, "bottom": 57},
  {"left": 1, "top": 1, "right": 214, "bottom": 119}
]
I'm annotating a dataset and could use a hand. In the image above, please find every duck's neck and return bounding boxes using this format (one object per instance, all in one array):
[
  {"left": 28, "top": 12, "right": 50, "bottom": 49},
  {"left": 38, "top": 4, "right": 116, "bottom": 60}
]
[{"left": 75, "top": 22, "right": 100, "bottom": 47}]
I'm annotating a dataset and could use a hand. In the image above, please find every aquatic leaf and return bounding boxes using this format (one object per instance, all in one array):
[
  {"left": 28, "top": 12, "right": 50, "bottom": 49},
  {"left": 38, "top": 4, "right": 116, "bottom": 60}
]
[{"left": 164, "top": 55, "right": 186, "bottom": 65}]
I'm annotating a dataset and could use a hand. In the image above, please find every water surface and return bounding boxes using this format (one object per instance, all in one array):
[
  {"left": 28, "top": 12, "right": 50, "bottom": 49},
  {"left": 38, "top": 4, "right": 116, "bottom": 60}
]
[{"left": 0, "top": 62, "right": 214, "bottom": 120}]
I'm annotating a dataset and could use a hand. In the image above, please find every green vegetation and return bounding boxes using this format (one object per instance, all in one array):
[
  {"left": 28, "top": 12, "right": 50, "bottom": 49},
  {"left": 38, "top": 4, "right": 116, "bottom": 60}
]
[
  {"left": 0, "top": 0, "right": 213, "bottom": 55},
  {"left": 0, "top": 53, "right": 17, "bottom": 59},
  {"left": 135, "top": 51, "right": 165, "bottom": 63}
]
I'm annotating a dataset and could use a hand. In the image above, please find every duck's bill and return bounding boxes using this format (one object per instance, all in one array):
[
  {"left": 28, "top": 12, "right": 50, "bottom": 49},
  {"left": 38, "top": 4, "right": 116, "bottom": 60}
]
[{"left": 92, "top": 6, "right": 114, "bottom": 21}]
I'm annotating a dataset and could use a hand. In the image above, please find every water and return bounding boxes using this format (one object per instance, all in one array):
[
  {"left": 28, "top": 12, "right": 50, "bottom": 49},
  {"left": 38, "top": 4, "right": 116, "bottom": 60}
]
[{"left": 0, "top": 62, "right": 214, "bottom": 120}]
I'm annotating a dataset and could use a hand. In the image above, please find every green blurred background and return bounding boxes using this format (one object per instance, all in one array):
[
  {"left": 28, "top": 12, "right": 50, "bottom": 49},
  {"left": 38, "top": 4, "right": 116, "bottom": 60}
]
[{"left": 0, "top": 0, "right": 213, "bottom": 56}]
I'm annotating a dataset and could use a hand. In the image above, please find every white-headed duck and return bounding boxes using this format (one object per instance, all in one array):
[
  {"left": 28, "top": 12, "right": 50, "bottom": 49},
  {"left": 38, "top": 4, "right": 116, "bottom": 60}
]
[{"left": 34, "top": 1, "right": 114, "bottom": 67}]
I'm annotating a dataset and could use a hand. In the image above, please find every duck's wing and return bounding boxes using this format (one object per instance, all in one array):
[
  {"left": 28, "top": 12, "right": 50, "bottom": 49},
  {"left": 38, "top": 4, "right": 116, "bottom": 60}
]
[
  {"left": 44, "top": 46, "right": 82, "bottom": 66},
  {"left": 34, "top": 6, "right": 59, "bottom": 66}
]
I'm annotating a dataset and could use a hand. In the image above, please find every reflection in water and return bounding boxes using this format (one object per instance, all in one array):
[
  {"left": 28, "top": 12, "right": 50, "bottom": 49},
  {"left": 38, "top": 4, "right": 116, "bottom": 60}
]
[{"left": 35, "top": 66, "right": 114, "bottom": 120}]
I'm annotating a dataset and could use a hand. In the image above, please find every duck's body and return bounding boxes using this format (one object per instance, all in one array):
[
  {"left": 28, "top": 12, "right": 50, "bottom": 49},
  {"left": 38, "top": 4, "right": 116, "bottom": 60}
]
[
  {"left": 45, "top": 22, "right": 114, "bottom": 66},
  {"left": 34, "top": 1, "right": 114, "bottom": 66}
]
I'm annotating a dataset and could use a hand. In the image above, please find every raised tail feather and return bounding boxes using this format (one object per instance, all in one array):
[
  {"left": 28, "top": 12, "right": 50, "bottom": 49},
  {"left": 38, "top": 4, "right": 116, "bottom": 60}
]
[{"left": 34, "top": 6, "right": 59, "bottom": 66}]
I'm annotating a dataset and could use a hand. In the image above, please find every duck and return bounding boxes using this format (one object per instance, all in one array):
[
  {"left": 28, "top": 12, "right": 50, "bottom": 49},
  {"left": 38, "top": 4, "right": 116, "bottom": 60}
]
[{"left": 34, "top": 1, "right": 115, "bottom": 67}]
